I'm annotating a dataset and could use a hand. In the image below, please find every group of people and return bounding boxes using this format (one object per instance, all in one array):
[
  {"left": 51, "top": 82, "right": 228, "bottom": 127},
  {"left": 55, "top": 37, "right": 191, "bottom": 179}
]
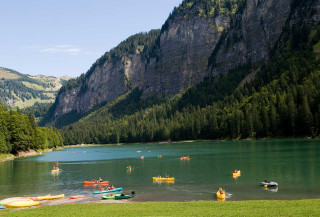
[
  {"left": 100, "top": 184, "right": 115, "bottom": 191},
  {"left": 92, "top": 177, "right": 104, "bottom": 183}
]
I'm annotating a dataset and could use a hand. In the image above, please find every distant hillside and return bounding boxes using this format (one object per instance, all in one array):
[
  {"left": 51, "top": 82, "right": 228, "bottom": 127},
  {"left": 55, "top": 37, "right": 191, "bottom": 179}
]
[{"left": 0, "top": 67, "right": 71, "bottom": 109}]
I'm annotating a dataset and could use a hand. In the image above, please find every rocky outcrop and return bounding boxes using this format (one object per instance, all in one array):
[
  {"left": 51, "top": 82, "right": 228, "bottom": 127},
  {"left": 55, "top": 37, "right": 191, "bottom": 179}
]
[{"left": 210, "top": 0, "right": 293, "bottom": 75}]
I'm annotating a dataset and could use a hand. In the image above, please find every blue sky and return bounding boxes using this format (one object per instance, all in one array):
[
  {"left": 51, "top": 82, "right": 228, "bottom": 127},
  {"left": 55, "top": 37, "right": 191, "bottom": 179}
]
[{"left": 0, "top": 0, "right": 182, "bottom": 77}]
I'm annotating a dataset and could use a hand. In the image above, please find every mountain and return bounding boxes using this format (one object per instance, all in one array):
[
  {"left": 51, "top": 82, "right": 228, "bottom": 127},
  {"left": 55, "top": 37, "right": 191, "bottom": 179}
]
[
  {"left": 0, "top": 67, "right": 71, "bottom": 109},
  {"left": 43, "top": 0, "right": 320, "bottom": 144}
]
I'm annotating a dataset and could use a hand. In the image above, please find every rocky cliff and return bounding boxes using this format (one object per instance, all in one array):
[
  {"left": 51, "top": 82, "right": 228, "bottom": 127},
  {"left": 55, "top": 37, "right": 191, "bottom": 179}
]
[{"left": 49, "top": 0, "right": 318, "bottom": 124}]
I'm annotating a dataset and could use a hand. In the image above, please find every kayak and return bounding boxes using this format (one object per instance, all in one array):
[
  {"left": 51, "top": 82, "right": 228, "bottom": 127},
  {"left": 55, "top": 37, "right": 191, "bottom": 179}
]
[
  {"left": 260, "top": 181, "right": 278, "bottom": 186},
  {"left": 232, "top": 170, "right": 241, "bottom": 176},
  {"left": 93, "top": 187, "right": 123, "bottom": 194},
  {"left": 0, "top": 205, "right": 5, "bottom": 209},
  {"left": 51, "top": 168, "right": 60, "bottom": 173},
  {"left": 27, "top": 195, "right": 51, "bottom": 201},
  {"left": 101, "top": 194, "right": 121, "bottom": 199},
  {"left": 216, "top": 191, "right": 226, "bottom": 199},
  {"left": 0, "top": 198, "right": 41, "bottom": 208},
  {"left": 36, "top": 194, "right": 65, "bottom": 200},
  {"left": 83, "top": 181, "right": 109, "bottom": 185},
  {"left": 69, "top": 195, "right": 85, "bottom": 199},
  {"left": 115, "top": 192, "right": 136, "bottom": 200},
  {"left": 180, "top": 156, "right": 190, "bottom": 160},
  {"left": 0, "top": 197, "right": 26, "bottom": 205},
  {"left": 152, "top": 177, "right": 174, "bottom": 181}
]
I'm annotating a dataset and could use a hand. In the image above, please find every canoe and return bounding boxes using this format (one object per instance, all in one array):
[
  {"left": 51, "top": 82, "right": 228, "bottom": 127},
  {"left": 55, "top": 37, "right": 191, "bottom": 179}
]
[
  {"left": 36, "top": 194, "right": 65, "bottom": 200},
  {"left": 0, "top": 198, "right": 41, "bottom": 208},
  {"left": 216, "top": 191, "right": 225, "bottom": 199},
  {"left": 0, "top": 205, "right": 5, "bottom": 209},
  {"left": 260, "top": 181, "right": 278, "bottom": 186},
  {"left": 51, "top": 168, "right": 60, "bottom": 173},
  {"left": 152, "top": 177, "right": 174, "bottom": 181},
  {"left": 180, "top": 156, "right": 190, "bottom": 160},
  {"left": 69, "top": 195, "right": 85, "bottom": 199},
  {"left": 115, "top": 192, "right": 136, "bottom": 200},
  {"left": 232, "top": 170, "right": 241, "bottom": 176},
  {"left": 83, "top": 181, "right": 109, "bottom": 185},
  {"left": 101, "top": 194, "right": 121, "bottom": 199},
  {"left": 93, "top": 187, "right": 123, "bottom": 194}
]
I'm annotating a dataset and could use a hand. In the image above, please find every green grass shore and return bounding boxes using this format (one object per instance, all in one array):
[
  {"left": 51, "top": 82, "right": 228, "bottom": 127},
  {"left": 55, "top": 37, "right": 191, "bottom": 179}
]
[{"left": 1, "top": 200, "right": 319, "bottom": 216}]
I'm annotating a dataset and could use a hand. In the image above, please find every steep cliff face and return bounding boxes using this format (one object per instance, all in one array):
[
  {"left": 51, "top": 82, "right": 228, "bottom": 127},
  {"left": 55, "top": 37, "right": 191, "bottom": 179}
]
[
  {"left": 144, "top": 10, "right": 230, "bottom": 94},
  {"left": 50, "top": 0, "right": 316, "bottom": 124},
  {"left": 52, "top": 1, "right": 233, "bottom": 119},
  {"left": 210, "top": 0, "right": 293, "bottom": 75}
]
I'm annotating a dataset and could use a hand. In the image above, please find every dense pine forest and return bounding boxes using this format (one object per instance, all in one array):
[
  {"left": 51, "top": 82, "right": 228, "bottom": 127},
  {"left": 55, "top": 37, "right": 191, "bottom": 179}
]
[
  {"left": 0, "top": 103, "right": 63, "bottom": 154},
  {"left": 58, "top": 19, "right": 320, "bottom": 145}
]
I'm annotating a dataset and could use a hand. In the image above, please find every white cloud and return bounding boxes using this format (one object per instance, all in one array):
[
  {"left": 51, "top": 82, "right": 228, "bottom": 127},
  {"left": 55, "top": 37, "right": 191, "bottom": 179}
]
[{"left": 41, "top": 45, "right": 82, "bottom": 55}]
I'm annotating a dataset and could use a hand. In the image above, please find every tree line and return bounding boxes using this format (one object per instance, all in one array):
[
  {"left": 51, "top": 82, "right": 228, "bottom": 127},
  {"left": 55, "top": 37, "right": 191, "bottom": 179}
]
[{"left": 0, "top": 103, "right": 63, "bottom": 154}]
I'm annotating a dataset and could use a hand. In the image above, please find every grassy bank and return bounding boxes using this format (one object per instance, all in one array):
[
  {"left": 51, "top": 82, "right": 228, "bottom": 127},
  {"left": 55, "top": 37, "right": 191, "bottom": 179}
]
[
  {"left": 0, "top": 153, "right": 15, "bottom": 162},
  {"left": 1, "top": 199, "right": 319, "bottom": 216}
]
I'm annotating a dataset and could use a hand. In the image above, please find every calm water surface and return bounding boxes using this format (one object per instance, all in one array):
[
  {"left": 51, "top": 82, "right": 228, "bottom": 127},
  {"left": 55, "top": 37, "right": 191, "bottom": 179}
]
[{"left": 0, "top": 140, "right": 319, "bottom": 201}]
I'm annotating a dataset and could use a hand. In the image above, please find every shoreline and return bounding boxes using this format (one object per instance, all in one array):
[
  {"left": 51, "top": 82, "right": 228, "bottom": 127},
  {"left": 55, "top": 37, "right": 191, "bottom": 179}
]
[
  {"left": 1, "top": 137, "right": 319, "bottom": 163},
  {"left": 0, "top": 147, "right": 63, "bottom": 163}
]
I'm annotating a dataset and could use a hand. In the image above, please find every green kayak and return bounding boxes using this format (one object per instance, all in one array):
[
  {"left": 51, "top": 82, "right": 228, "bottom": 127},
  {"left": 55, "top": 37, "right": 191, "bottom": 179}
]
[
  {"left": 115, "top": 191, "right": 136, "bottom": 200},
  {"left": 101, "top": 194, "right": 121, "bottom": 199}
]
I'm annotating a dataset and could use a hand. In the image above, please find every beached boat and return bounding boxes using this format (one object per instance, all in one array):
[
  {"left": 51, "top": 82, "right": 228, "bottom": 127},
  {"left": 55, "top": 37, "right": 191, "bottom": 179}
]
[
  {"left": 0, "top": 197, "right": 41, "bottom": 208},
  {"left": 115, "top": 192, "right": 136, "bottom": 200},
  {"left": 101, "top": 194, "right": 121, "bottom": 199}
]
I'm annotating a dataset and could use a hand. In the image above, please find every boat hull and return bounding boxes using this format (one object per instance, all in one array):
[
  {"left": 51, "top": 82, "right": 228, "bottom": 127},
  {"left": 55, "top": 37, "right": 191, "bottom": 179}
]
[{"left": 152, "top": 177, "right": 174, "bottom": 181}]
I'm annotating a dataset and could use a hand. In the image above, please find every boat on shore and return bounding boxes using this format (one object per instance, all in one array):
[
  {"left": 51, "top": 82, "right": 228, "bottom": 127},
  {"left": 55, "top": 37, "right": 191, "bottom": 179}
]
[{"left": 115, "top": 192, "right": 136, "bottom": 200}]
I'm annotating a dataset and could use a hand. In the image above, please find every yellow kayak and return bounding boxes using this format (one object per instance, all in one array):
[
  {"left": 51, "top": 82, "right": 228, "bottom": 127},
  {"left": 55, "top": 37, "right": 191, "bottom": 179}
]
[
  {"left": 51, "top": 168, "right": 60, "bottom": 173},
  {"left": 36, "top": 194, "right": 65, "bottom": 200},
  {"left": 216, "top": 190, "right": 225, "bottom": 199},
  {"left": 152, "top": 177, "right": 174, "bottom": 181},
  {"left": 3, "top": 198, "right": 41, "bottom": 208},
  {"left": 232, "top": 170, "right": 241, "bottom": 176}
]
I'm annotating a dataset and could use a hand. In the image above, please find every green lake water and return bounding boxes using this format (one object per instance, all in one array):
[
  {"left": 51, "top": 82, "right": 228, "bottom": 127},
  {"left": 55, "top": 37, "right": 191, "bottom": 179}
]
[{"left": 0, "top": 140, "right": 319, "bottom": 201}]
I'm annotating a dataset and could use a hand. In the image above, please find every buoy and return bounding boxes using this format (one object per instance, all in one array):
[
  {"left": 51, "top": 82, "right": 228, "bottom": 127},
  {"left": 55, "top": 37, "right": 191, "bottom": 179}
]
[{"left": 264, "top": 185, "right": 267, "bottom": 188}]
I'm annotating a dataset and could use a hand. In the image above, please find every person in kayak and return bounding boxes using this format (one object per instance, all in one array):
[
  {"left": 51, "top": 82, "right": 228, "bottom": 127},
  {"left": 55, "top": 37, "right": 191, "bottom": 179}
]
[
  {"left": 219, "top": 187, "right": 224, "bottom": 194},
  {"left": 98, "top": 177, "right": 103, "bottom": 182},
  {"left": 234, "top": 170, "right": 238, "bottom": 173}
]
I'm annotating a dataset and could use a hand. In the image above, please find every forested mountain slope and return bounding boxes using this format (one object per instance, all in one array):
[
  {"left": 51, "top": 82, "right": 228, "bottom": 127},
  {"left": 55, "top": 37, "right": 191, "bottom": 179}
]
[
  {"left": 58, "top": 0, "right": 320, "bottom": 144},
  {"left": 0, "top": 67, "right": 71, "bottom": 109}
]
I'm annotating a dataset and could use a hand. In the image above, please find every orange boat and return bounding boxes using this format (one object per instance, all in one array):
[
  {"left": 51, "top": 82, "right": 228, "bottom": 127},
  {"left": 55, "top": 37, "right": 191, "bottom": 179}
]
[{"left": 83, "top": 181, "right": 109, "bottom": 185}]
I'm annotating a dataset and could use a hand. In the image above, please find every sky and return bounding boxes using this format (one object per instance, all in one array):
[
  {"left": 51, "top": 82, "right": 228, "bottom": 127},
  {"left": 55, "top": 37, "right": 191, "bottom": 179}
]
[{"left": 0, "top": 0, "right": 183, "bottom": 77}]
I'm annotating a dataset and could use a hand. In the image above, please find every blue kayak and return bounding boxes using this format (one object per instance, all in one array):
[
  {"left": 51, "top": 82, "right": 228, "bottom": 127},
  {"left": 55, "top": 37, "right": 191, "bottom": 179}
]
[
  {"left": 93, "top": 187, "right": 123, "bottom": 194},
  {"left": 0, "top": 205, "right": 6, "bottom": 209}
]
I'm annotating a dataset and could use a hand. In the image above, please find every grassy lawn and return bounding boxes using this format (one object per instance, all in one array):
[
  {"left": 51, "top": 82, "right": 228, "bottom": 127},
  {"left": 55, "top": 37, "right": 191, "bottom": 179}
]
[{"left": 1, "top": 199, "right": 319, "bottom": 216}]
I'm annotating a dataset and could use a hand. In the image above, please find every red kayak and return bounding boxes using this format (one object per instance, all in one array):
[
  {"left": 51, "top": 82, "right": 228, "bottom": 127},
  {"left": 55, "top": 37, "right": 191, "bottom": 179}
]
[
  {"left": 69, "top": 195, "right": 85, "bottom": 199},
  {"left": 83, "top": 181, "right": 109, "bottom": 185}
]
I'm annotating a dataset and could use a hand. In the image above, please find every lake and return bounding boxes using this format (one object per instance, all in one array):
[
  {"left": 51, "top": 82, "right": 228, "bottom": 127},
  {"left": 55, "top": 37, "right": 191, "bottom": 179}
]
[{"left": 0, "top": 140, "right": 319, "bottom": 201}]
